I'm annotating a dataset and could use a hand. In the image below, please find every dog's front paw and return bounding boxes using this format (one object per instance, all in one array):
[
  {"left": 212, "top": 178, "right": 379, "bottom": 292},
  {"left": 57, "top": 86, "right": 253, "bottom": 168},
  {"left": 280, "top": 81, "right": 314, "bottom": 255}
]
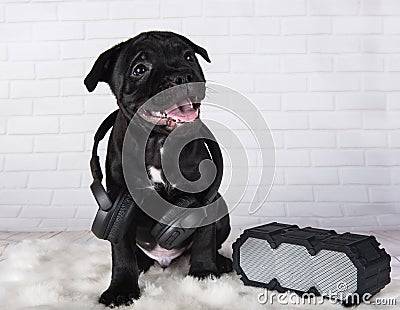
[
  {"left": 99, "top": 285, "right": 140, "bottom": 308},
  {"left": 189, "top": 269, "right": 219, "bottom": 280},
  {"left": 216, "top": 253, "right": 233, "bottom": 274}
]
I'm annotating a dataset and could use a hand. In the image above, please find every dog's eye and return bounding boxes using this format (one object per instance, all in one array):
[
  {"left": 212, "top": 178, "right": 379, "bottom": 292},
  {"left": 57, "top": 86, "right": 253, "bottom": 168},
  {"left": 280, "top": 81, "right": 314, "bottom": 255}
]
[
  {"left": 132, "top": 64, "right": 147, "bottom": 77},
  {"left": 184, "top": 52, "right": 195, "bottom": 62}
]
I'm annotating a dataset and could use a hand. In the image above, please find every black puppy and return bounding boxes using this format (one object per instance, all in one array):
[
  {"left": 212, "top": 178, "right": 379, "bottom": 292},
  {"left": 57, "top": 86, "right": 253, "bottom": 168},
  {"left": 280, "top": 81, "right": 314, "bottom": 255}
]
[{"left": 84, "top": 31, "right": 232, "bottom": 307}]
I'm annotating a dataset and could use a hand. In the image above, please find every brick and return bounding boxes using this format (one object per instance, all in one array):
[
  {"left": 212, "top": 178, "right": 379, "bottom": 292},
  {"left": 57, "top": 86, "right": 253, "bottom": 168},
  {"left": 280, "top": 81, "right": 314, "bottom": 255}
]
[
  {"left": 161, "top": 0, "right": 202, "bottom": 17},
  {"left": 366, "top": 150, "right": 400, "bottom": 165},
  {"left": 283, "top": 55, "right": 332, "bottom": 72},
  {"left": 52, "top": 189, "right": 100, "bottom": 205},
  {"left": 0, "top": 206, "right": 22, "bottom": 218},
  {"left": 363, "top": 112, "right": 400, "bottom": 129},
  {"left": 33, "top": 97, "right": 83, "bottom": 115},
  {"left": 312, "top": 150, "right": 364, "bottom": 166},
  {"left": 110, "top": 1, "right": 159, "bottom": 19},
  {"left": 0, "top": 24, "right": 32, "bottom": 42},
  {"left": 387, "top": 94, "right": 400, "bottom": 110},
  {"left": 10, "top": 80, "right": 59, "bottom": 98},
  {"left": 0, "top": 63, "right": 34, "bottom": 80},
  {"left": 309, "top": 75, "right": 359, "bottom": 91},
  {"left": 9, "top": 43, "right": 58, "bottom": 61},
  {"left": 335, "top": 93, "right": 386, "bottom": 110},
  {"left": 75, "top": 206, "right": 97, "bottom": 219},
  {"left": 0, "top": 136, "right": 33, "bottom": 153},
  {"left": 315, "top": 186, "right": 368, "bottom": 202},
  {"left": 263, "top": 112, "right": 309, "bottom": 129},
  {"left": 246, "top": 94, "right": 281, "bottom": 111},
  {"left": 309, "top": 36, "right": 359, "bottom": 53},
  {"left": 344, "top": 204, "right": 400, "bottom": 216},
  {"left": 230, "top": 17, "right": 280, "bottom": 35},
  {"left": 60, "top": 114, "right": 103, "bottom": 133},
  {"left": 255, "top": 76, "right": 307, "bottom": 92},
  {"left": 335, "top": 55, "right": 383, "bottom": 72},
  {"left": 135, "top": 19, "right": 182, "bottom": 33},
  {"left": 231, "top": 55, "right": 280, "bottom": 73},
  {"left": 318, "top": 216, "right": 377, "bottom": 227},
  {"left": 58, "top": 2, "right": 108, "bottom": 20},
  {"left": 33, "top": 22, "right": 84, "bottom": 41},
  {"left": 310, "top": 112, "right": 362, "bottom": 129},
  {"left": 384, "top": 17, "right": 400, "bottom": 33},
  {"left": 0, "top": 44, "right": 6, "bottom": 60},
  {"left": 84, "top": 96, "right": 115, "bottom": 114},
  {"left": 390, "top": 132, "right": 400, "bottom": 147},
  {"left": 0, "top": 118, "right": 5, "bottom": 134},
  {"left": 203, "top": 55, "right": 230, "bottom": 73},
  {"left": 275, "top": 150, "right": 310, "bottom": 167},
  {"left": 283, "top": 94, "right": 334, "bottom": 111},
  {"left": 377, "top": 214, "right": 400, "bottom": 227},
  {"left": 362, "top": 0, "right": 400, "bottom": 15},
  {"left": 203, "top": 37, "right": 254, "bottom": 54},
  {"left": 287, "top": 203, "right": 343, "bottom": 217},
  {"left": 36, "top": 60, "right": 85, "bottom": 79},
  {"left": 40, "top": 219, "right": 92, "bottom": 229},
  {"left": 0, "top": 172, "right": 28, "bottom": 188},
  {"left": 256, "top": 37, "right": 306, "bottom": 54},
  {"left": 85, "top": 21, "right": 135, "bottom": 39},
  {"left": 206, "top": 73, "right": 254, "bottom": 92},
  {"left": 204, "top": 0, "right": 253, "bottom": 16},
  {"left": 231, "top": 202, "right": 286, "bottom": 217},
  {"left": 0, "top": 82, "right": 8, "bottom": 98},
  {"left": 339, "top": 131, "right": 387, "bottom": 148},
  {"left": 5, "top": 154, "right": 57, "bottom": 171},
  {"left": 61, "top": 40, "right": 111, "bottom": 59},
  {"left": 0, "top": 190, "right": 52, "bottom": 205},
  {"left": 365, "top": 74, "right": 400, "bottom": 91},
  {"left": 341, "top": 168, "right": 391, "bottom": 184},
  {"left": 60, "top": 78, "right": 89, "bottom": 96},
  {"left": 8, "top": 116, "right": 59, "bottom": 134},
  {"left": 1, "top": 100, "right": 32, "bottom": 116},
  {"left": 267, "top": 185, "right": 313, "bottom": 202},
  {"left": 285, "top": 131, "right": 336, "bottom": 148},
  {"left": 363, "top": 37, "right": 400, "bottom": 53},
  {"left": 308, "top": 0, "right": 359, "bottom": 15},
  {"left": 334, "top": 17, "right": 382, "bottom": 34},
  {"left": 392, "top": 168, "right": 400, "bottom": 184},
  {"left": 283, "top": 17, "right": 332, "bottom": 34},
  {"left": 385, "top": 55, "right": 400, "bottom": 71},
  {"left": 369, "top": 187, "right": 400, "bottom": 202},
  {"left": 286, "top": 167, "right": 339, "bottom": 184},
  {"left": 6, "top": 3, "right": 57, "bottom": 22},
  {"left": 29, "top": 171, "right": 81, "bottom": 188},
  {"left": 34, "top": 134, "right": 85, "bottom": 152},
  {"left": 20, "top": 206, "right": 76, "bottom": 219},
  {"left": 183, "top": 18, "right": 229, "bottom": 36},
  {"left": 255, "top": 0, "right": 306, "bottom": 16},
  {"left": 58, "top": 153, "right": 90, "bottom": 170},
  {"left": 0, "top": 219, "right": 41, "bottom": 229}
]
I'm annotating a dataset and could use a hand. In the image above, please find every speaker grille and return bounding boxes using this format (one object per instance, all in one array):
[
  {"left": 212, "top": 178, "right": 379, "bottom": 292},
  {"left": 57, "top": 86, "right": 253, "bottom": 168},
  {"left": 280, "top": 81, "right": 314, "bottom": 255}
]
[{"left": 240, "top": 237, "right": 357, "bottom": 300}]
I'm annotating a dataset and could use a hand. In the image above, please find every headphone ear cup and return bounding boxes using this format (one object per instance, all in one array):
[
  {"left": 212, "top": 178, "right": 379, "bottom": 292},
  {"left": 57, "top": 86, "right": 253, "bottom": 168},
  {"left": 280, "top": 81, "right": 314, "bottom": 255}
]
[{"left": 104, "top": 190, "right": 136, "bottom": 243}]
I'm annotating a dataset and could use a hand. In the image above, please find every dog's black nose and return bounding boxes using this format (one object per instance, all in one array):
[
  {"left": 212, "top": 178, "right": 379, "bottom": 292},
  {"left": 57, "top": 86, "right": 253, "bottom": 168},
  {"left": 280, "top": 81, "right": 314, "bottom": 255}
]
[{"left": 174, "top": 74, "right": 193, "bottom": 85}]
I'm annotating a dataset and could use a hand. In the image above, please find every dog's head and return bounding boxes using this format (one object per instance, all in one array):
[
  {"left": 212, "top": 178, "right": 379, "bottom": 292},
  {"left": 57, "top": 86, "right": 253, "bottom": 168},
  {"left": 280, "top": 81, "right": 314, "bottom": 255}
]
[{"left": 84, "top": 31, "right": 210, "bottom": 131}]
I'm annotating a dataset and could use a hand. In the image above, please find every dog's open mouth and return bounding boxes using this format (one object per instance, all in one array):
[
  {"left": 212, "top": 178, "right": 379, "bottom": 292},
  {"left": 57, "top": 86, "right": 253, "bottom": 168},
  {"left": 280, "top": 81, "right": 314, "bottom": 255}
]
[{"left": 138, "top": 98, "right": 200, "bottom": 130}]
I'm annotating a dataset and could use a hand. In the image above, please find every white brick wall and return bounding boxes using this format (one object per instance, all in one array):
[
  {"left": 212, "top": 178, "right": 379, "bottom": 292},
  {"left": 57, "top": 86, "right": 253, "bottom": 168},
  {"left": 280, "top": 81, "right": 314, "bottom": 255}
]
[{"left": 0, "top": 0, "right": 399, "bottom": 232}]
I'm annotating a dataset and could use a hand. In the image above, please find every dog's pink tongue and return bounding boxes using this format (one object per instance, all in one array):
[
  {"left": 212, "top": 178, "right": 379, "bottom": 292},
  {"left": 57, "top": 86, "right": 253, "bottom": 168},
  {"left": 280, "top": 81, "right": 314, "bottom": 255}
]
[{"left": 165, "top": 99, "right": 198, "bottom": 122}]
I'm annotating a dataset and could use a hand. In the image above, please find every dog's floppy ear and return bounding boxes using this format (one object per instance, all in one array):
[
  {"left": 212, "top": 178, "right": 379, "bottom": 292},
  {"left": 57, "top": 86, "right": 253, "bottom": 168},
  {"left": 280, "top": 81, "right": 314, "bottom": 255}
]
[
  {"left": 84, "top": 40, "right": 128, "bottom": 92},
  {"left": 176, "top": 34, "right": 211, "bottom": 63}
]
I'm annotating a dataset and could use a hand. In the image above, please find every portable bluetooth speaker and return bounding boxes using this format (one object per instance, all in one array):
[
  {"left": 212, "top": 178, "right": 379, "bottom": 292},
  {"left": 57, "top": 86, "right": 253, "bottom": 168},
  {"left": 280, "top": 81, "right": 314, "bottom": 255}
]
[{"left": 232, "top": 222, "right": 391, "bottom": 306}]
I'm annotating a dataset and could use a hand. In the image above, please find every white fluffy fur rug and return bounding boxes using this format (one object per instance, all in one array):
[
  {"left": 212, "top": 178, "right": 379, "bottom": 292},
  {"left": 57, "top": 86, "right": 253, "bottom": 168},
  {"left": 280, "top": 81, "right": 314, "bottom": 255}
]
[{"left": 0, "top": 237, "right": 398, "bottom": 310}]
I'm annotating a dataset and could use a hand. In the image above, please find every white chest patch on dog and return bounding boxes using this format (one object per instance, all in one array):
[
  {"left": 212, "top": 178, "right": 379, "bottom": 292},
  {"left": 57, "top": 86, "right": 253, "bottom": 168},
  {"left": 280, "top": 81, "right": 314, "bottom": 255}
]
[
  {"left": 148, "top": 166, "right": 164, "bottom": 185},
  {"left": 136, "top": 243, "right": 189, "bottom": 268}
]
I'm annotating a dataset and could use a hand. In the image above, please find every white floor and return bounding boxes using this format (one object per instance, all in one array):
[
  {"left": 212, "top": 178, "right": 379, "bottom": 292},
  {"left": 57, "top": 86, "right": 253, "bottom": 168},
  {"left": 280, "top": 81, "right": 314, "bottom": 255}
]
[{"left": 0, "top": 229, "right": 399, "bottom": 309}]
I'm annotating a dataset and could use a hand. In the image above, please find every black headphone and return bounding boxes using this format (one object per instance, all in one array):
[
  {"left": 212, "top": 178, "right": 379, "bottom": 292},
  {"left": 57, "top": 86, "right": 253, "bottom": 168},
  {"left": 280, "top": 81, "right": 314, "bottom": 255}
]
[{"left": 90, "top": 110, "right": 223, "bottom": 248}]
